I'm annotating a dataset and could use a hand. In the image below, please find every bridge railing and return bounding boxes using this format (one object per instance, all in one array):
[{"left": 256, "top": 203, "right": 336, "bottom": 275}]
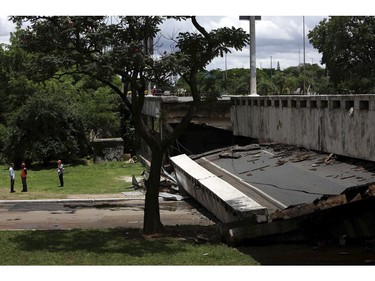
[{"left": 231, "top": 94, "right": 375, "bottom": 162}]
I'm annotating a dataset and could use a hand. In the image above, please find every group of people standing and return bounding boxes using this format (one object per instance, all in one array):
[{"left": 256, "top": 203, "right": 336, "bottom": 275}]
[
  {"left": 8, "top": 160, "right": 64, "bottom": 193},
  {"left": 8, "top": 162, "right": 27, "bottom": 192}
]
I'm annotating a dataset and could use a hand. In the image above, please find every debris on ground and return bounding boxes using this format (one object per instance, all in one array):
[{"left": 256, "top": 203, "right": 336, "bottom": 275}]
[
  {"left": 219, "top": 152, "right": 242, "bottom": 159},
  {"left": 158, "top": 192, "right": 189, "bottom": 201},
  {"left": 270, "top": 183, "right": 375, "bottom": 221},
  {"left": 141, "top": 170, "right": 149, "bottom": 180},
  {"left": 219, "top": 144, "right": 262, "bottom": 159},
  {"left": 132, "top": 165, "right": 189, "bottom": 201},
  {"left": 325, "top": 153, "right": 336, "bottom": 165},
  {"left": 127, "top": 155, "right": 138, "bottom": 164},
  {"left": 291, "top": 152, "right": 315, "bottom": 163},
  {"left": 232, "top": 144, "right": 261, "bottom": 152},
  {"left": 130, "top": 174, "right": 144, "bottom": 190}
]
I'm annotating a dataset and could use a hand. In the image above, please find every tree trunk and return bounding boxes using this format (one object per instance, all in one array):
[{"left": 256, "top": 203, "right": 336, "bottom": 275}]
[{"left": 143, "top": 149, "right": 164, "bottom": 234}]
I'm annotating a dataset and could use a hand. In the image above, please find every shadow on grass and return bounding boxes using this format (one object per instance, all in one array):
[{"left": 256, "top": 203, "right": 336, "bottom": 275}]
[{"left": 9, "top": 225, "right": 221, "bottom": 256}]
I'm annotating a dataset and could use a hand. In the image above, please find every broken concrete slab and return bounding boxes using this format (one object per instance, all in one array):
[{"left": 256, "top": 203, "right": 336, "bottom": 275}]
[
  {"left": 221, "top": 183, "right": 375, "bottom": 246},
  {"left": 170, "top": 154, "right": 268, "bottom": 224}
]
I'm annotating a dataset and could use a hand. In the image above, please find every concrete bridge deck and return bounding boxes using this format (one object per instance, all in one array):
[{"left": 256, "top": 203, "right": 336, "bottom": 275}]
[
  {"left": 170, "top": 144, "right": 375, "bottom": 244},
  {"left": 200, "top": 143, "right": 375, "bottom": 207}
]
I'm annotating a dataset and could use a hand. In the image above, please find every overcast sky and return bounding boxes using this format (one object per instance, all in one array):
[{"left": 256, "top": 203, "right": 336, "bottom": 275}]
[
  {"left": 1, "top": 0, "right": 372, "bottom": 71},
  {"left": 158, "top": 16, "right": 326, "bottom": 70}
]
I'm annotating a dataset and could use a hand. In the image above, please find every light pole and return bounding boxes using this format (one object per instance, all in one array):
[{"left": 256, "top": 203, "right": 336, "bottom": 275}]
[
  {"left": 224, "top": 52, "right": 227, "bottom": 95},
  {"left": 224, "top": 53, "right": 228, "bottom": 95},
  {"left": 239, "top": 16, "right": 261, "bottom": 96},
  {"left": 146, "top": 36, "right": 153, "bottom": 95},
  {"left": 270, "top": 55, "right": 273, "bottom": 78},
  {"left": 303, "top": 16, "right": 306, "bottom": 95}
]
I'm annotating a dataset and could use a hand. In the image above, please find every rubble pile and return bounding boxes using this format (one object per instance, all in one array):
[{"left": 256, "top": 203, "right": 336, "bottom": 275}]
[{"left": 270, "top": 183, "right": 375, "bottom": 221}]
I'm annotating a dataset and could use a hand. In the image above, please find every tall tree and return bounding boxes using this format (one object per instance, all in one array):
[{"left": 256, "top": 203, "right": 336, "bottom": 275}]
[
  {"left": 308, "top": 16, "right": 375, "bottom": 94},
  {"left": 0, "top": 30, "right": 39, "bottom": 123},
  {"left": 1, "top": 30, "right": 121, "bottom": 164},
  {"left": 4, "top": 80, "right": 89, "bottom": 165},
  {"left": 11, "top": 16, "right": 249, "bottom": 234},
  {"left": 74, "top": 76, "right": 122, "bottom": 140},
  {"left": 271, "top": 72, "right": 286, "bottom": 95}
]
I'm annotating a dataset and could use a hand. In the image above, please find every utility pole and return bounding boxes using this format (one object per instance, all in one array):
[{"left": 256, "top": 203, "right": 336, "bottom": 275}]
[
  {"left": 303, "top": 16, "right": 306, "bottom": 95},
  {"left": 148, "top": 36, "right": 153, "bottom": 95},
  {"left": 224, "top": 52, "right": 227, "bottom": 95},
  {"left": 270, "top": 55, "right": 273, "bottom": 78},
  {"left": 239, "top": 16, "right": 261, "bottom": 96}
]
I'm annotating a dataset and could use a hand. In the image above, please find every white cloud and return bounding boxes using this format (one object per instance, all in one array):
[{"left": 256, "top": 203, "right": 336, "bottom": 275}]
[
  {"left": 0, "top": 16, "right": 16, "bottom": 45},
  {"left": 1, "top": 15, "right": 325, "bottom": 70},
  {"left": 199, "top": 16, "right": 326, "bottom": 70},
  {"left": 157, "top": 15, "right": 326, "bottom": 70},
  {"left": 258, "top": 19, "right": 294, "bottom": 40}
]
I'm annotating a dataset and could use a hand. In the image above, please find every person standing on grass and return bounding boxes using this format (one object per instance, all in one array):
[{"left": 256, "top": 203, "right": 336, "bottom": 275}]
[
  {"left": 20, "top": 162, "right": 28, "bottom": 192},
  {"left": 9, "top": 163, "right": 15, "bottom": 193},
  {"left": 57, "top": 160, "right": 64, "bottom": 187}
]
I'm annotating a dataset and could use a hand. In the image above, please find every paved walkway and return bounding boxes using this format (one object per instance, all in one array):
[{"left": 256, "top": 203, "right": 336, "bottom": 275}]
[{"left": 0, "top": 193, "right": 215, "bottom": 230}]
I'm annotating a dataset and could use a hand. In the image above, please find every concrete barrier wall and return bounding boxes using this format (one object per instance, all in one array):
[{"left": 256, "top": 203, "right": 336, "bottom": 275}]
[
  {"left": 231, "top": 95, "right": 375, "bottom": 162},
  {"left": 142, "top": 96, "right": 178, "bottom": 117},
  {"left": 91, "top": 138, "right": 124, "bottom": 163},
  {"left": 142, "top": 96, "right": 232, "bottom": 130}
]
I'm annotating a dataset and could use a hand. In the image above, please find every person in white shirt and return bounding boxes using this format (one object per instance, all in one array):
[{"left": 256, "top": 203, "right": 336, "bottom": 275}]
[{"left": 9, "top": 163, "right": 15, "bottom": 193}]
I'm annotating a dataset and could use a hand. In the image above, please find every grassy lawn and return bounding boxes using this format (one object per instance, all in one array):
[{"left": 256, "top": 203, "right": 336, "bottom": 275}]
[
  {"left": 0, "top": 161, "right": 145, "bottom": 199},
  {"left": 0, "top": 226, "right": 258, "bottom": 265},
  {"left": 0, "top": 161, "right": 259, "bottom": 266}
]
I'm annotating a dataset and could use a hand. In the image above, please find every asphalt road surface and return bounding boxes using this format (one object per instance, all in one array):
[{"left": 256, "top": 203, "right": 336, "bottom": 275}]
[
  {"left": 209, "top": 145, "right": 375, "bottom": 207},
  {"left": 0, "top": 197, "right": 215, "bottom": 230}
]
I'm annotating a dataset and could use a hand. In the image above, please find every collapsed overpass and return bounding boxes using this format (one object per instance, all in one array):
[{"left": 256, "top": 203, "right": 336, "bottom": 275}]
[
  {"left": 141, "top": 94, "right": 375, "bottom": 245},
  {"left": 171, "top": 147, "right": 375, "bottom": 246}
]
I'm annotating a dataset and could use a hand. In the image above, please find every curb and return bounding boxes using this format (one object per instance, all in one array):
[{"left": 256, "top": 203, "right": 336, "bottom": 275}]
[{"left": 0, "top": 197, "right": 145, "bottom": 205}]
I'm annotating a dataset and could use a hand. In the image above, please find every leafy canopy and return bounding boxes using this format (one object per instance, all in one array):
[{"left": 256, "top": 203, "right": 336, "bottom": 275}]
[
  {"left": 308, "top": 16, "right": 375, "bottom": 94},
  {"left": 4, "top": 80, "right": 89, "bottom": 163}
]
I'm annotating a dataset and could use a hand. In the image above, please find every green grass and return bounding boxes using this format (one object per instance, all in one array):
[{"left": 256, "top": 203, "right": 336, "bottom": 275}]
[
  {"left": 0, "top": 161, "right": 259, "bottom": 266},
  {"left": 0, "top": 227, "right": 258, "bottom": 265},
  {"left": 0, "top": 161, "right": 144, "bottom": 199}
]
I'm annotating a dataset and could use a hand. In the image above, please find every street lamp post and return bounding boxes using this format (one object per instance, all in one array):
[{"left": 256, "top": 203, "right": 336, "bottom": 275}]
[
  {"left": 239, "top": 16, "right": 261, "bottom": 96},
  {"left": 270, "top": 55, "right": 273, "bottom": 78},
  {"left": 303, "top": 16, "right": 306, "bottom": 95}
]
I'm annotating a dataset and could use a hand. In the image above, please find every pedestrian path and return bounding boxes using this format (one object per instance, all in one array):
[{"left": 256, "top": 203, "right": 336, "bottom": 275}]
[
  {"left": 0, "top": 192, "right": 145, "bottom": 205},
  {"left": 122, "top": 191, "right": 145, "bottom": 197}
]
